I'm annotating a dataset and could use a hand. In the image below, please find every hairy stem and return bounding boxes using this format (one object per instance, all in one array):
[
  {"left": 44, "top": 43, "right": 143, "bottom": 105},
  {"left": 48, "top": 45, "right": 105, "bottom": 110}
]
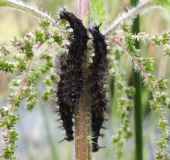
[
  {"left": 108, "top": 38, "right": 156, "bottom": 101},
  {"left": 104, "top": 1, "right": 151, "bottom": 36},
  {"left": 0, "top": 0, "right": 55, "bottom": 23},
  {"left": 74, "top": 59, "right": 91, "bottom": 160},
  {"left": 107, "top": 34, "right": 152, "bottom": 41},
  {"left": 75, "top": 1, "right": 91, "bottom": 160},
  {"left": 75, "top": 92, "right": 91, "bottom": 160},
  {"left": 9, "top": 60, "right": 32, "bottom": 113},
  {"left": 130, "top": 0, "right": 143, "bottom": 159},
  {"left": 7, "top": 42, "right": 56, "bottom": 145}
]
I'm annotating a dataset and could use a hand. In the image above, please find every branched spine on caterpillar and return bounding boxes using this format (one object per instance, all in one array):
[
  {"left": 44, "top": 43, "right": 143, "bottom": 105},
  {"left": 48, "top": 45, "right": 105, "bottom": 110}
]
[
  {"left": 88, "top": 24, "right": 108, "bottom": 152},
  {"left": 56, "top": 8, "right": 89, "bottom": 141}
]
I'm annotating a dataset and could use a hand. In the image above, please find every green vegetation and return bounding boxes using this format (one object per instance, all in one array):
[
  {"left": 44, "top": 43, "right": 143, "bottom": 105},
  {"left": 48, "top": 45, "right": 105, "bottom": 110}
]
[{"left": 0, "top": 0, "right": 170, "bottom": 160}]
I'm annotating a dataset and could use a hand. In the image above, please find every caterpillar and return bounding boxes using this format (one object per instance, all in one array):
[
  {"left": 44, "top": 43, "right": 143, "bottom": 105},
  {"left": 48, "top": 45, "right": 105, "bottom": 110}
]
[
  {"left": 56, "top": 8, "right": 89, "bottom": 141},
  {"left": 57, "top": 53, "right": 74, "bottom": 141},
  {"left": 58, "top": 8, "right": 89, "bottom": 105},
  {"left": 88, "top": 24, "right": 108, "bottom": 152}
]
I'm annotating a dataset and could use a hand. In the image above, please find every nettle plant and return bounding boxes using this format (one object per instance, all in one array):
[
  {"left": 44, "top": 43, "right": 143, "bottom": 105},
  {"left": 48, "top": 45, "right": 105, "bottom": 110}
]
[{"left": 0, "top": 0, "right": 170, "bottom": 160}]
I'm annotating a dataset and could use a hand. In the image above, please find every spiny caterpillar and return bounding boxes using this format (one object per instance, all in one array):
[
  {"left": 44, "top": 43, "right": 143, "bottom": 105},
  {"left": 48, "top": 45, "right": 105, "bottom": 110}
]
[
  {"left": 56, "top": 8, "right": 89, "bottom": 141},
  {"left": 56, "top": 53, "right": 74, "bottom": 142},
  {"left": 88, "top": 24, "right": 108, "bottom": 152},
  {"left": 58, "top": 8, "right": 89, "bottom": 105}
]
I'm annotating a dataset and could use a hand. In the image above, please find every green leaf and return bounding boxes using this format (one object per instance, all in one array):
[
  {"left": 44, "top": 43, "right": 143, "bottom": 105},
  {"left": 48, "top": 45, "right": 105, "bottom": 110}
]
[
  {"left": 91, "top": 0, "right": 106, "bottom": 24},
  {"left": 44, "top": 78, "right": 51, "bottom": 86},
  {"left": 52, "top": 33, "right": 62, "bottom": 45},
  {"left": 0, "top": 60, "right": 15, "bottom": 73},
  {"left": 35, "top": 30, "right": 45, "bottom": 43}
]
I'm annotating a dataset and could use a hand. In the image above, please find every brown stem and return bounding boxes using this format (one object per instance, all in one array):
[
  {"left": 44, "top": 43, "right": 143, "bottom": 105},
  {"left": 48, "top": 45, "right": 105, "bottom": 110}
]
[
  {"left": 75, "top": 97, "right": 87, "bottom": 160},
  {"left": 74, "top": 90, "right": 91, "bottom": 160},
  {"left": 75, "top": 1, "right": 91, "bottom": 160},
  {"left": 75, "top": 49, "right": 92, "bottom": 160}
]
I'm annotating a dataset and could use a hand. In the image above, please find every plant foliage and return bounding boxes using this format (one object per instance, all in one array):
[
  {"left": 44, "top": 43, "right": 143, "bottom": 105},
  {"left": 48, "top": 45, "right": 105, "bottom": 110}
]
[{"left": 0, "top": 0, "right": 170, "bottom": 160}]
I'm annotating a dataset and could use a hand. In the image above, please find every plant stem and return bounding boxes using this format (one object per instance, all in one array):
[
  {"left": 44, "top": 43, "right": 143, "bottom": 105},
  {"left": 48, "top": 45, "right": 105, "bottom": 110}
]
[
  {"left": 74, "top": 91, "right": 91, "bottom": 160},
  {"left": 0, "top": 0, "right": 55, "bottom": 23},
  {"left": 130, "top": 0, "right": 143, "bottom": 160},
  {"left": 109, "top": 38, "right": 155, "bottom": 98},
  {"left": 75, "top": 1, "right": 91, "bottom": 160},
  {"left": 104, "top": 1, "right": 150, "bottom": 36},
  {"left": 74, "top": 64, "right": 92, "bottom": 160},
  {"left": 77, "top": 0, "right": 90, "bottom": 20}
]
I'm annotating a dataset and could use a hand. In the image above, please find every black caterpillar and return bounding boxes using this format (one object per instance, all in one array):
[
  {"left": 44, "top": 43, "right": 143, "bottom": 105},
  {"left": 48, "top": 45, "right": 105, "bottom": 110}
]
[
  {"left": 56, "top": 8, "right": 89, "bottom": 141},
  {"left": 88, "top": 24, "right": 108, "bottom": 152},
  {"left": 57, "top": 53, "right": 74, "bottom": 141},
  {"left": 58, "top": 8, "right": 89, "bottom": 105}
]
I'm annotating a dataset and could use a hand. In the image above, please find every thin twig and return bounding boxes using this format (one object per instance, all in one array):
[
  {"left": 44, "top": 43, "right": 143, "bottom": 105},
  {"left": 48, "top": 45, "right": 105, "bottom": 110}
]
[
  {"left": 109, "top": 38, "right": 156, "bottom": 100},
  {"left": 106, "top": 34, "right": 152, "bottom": 41},
  {"left": 104, "top": 1, "right": 151, "bottom": 36},
  {"left": 0, "top": 0, "right": 55, "bottom": 23}
]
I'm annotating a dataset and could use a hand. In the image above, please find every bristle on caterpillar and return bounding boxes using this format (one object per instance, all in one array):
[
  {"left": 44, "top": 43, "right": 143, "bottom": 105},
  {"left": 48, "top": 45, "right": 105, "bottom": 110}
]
[{"left": 88, "top": 24, "right": 108, "bottom": 152}]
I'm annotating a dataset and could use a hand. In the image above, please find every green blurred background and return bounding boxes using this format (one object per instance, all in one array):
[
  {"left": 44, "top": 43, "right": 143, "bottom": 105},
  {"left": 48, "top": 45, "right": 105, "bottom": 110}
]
[{"left": 0, "top": 0, "right": 170, "bottom": 160}]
